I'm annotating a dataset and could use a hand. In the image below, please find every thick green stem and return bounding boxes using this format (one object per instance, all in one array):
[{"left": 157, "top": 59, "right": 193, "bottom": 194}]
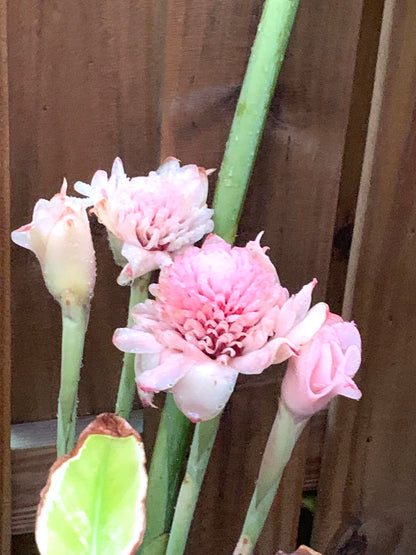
[
  {"left": 165, "top": 415, "right": 220, "bottom": 555},
  {"left": 164, "top": 0, "right": 301, "bottom": 552},
  {"left": 213, "top": 0, "right": 301, "bottom": 244},
  {"left": 115, "top": 274, "right": 151, "bottom": 420},
  {"left": 233, "top": 401, "right": 308, "bottom": 555},
  {"left": 138, "top": 395, "right": 192, "bottom": 554},
  {"left": 142, "top": 0, "right": 300, "bottom": 551},
  {"left": 57, "top": 301, "right": 89, "bottom": 457}
]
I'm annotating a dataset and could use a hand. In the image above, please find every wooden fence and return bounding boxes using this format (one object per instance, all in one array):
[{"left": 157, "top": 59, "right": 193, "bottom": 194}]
[{"left": 2, "top": 0, "right": 416, "bottom": 553}]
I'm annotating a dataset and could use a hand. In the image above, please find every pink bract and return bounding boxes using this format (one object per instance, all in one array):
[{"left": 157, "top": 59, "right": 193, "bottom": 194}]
[
  {"left": 113, "top": 234, "right": 328, "bottom": 422},
  {"left": 11, "top": 181, "right": 96, "bottom": 305},
  {"left": 281, "top": 313, "right": 362, "bottom": 419},
  {"left": 75, "top": 157, "right": 214, "bottom": 285}
]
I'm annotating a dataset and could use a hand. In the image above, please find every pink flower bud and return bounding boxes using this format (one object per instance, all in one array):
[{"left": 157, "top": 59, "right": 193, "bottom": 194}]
[
  {"left": 75, "top": 157, "right": 214, "bottom": 285},
  {"left": 12, "top": 181, "right": 96, "bottom": 305},
  {"left": 113, "top": 234, "right": 327, "bottom": 422},
  {"left": 281, "top": 313, "right": 362, "bottom": 419}
]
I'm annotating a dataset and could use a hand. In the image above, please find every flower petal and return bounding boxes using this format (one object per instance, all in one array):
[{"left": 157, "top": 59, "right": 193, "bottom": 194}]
[
  {"left": 138, "top": 353, "right": 193, "bottom": 392},
  {"left": 118, "top": 244, "right": 172, "bottom": 285},
  {"left": 171, "top": 363, "right": 238, "bottom": 422},
  {"left": 286, "top": 302, "right": 328, "bottom": 346},
  {"left": 113, "top": 328, "right": 162, "bottom": 354},
  {"left": 231, "top": 337, "right": 296, "bottom": 374}
]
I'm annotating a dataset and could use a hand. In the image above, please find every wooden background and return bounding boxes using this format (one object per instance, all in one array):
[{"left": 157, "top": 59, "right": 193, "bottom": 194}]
[{"left": 2, "top": 0, "right": 416, "bottom": 553}]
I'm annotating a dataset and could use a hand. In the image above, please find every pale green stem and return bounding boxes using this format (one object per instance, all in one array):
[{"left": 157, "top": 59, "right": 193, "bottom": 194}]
[
  {"left": 57, "top": 301, "right": 89, "bottom": 457},
  {"left": 213, "top": 0, "right": 301, "bottom": 244},
  {"left": 165, "top": 415, "right": 220, "bottom": 555},
  {"left": 233, "top": 401, "right": 308, "bottom": 555},
  {"left": 165, "top": 0, "right": 301, "bottom": 552},
  {"left": 137, "top": 395, "right": 192, "bottom": 554},
  {"left": 115, "top": 274, "right": 151, "bottom": 420}
]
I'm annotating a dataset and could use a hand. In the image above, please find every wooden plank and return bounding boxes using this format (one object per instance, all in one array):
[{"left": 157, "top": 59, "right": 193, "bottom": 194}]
[
  {"left": 10, "top": 409, "right": 323, "bottom": 536},
  {"left": 11, "top": 410, "right": 143, "bottom": 450},
  {"left": 325, "top": 0, "right": 385, "bottom": 315},
  {"left": 0, "top": 0, "right": 11, "bottom": 551},
  {"left": 154, "top": 1, "right": 366, "bottom": 553},
  {"left": 312, "top": 1, "right": 416, "bottom": 552},
  {"left": 9, "top": 0, "right": 165, "bottom": 423}
]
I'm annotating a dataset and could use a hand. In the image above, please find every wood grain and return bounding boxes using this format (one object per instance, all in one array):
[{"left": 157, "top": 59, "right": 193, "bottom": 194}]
[
  {"left": 10, "top": 409, "right": 323, "bottom": 536},
  {"left": 156, "top": 1, "right": 365, "bottom": 552},
  {"left": 0, "top": 0, "right": 11, "bottom": 551},
  {"left": 9, "top": 0, "right": 165, "bottom": 423},
  {"left": 313, "top": 1, "right": 416, "bottom": 553}
]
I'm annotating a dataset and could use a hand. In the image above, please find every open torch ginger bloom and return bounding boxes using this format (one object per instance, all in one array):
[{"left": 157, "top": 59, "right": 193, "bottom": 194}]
[
  {"left": 11, "top": 181, "right": 96, "bottom": 305},
  {"left": 113, "top": 234, "right": 329, "bottom": 422},
  {"left": 75, "top": 157, "right": 214, "bottom": 285},
  {"left": 281, "top": 312, "right": 362, "bottom": 420}
]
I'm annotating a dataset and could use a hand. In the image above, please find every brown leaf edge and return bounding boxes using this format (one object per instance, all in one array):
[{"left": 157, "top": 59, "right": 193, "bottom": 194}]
[
  {"left": 276, "top": 546, "right": 321, "bottom": 555},
  {"left": 35, "top": 413, "right": 147, "bottom": 555}
]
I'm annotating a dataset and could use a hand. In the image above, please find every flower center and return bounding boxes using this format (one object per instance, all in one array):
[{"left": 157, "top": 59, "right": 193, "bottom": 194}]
[{"left": 177, "top": 306, "right": 247, "bottom": 363}]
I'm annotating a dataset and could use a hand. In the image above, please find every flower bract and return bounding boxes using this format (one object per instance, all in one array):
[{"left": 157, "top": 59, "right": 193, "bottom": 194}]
[
  {"left": 113, "top": 234, "right": 327, "bottom": 421},
  {"left": 75, "top": 157, "right": 214, "bottom": 285}
]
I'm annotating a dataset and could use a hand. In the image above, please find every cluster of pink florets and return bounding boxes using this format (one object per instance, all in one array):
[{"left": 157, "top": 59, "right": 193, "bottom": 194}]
[
  {"left": 76, "top": 157, "right": 361, "bottom": 422},
  {"left": 14, "top": 157, "right": 361, "bottom": 423}
]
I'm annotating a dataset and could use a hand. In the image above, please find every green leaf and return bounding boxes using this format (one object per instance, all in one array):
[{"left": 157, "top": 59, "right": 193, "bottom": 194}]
[{"left": 36, "top": 413, "right": 147, "bottom": 555}]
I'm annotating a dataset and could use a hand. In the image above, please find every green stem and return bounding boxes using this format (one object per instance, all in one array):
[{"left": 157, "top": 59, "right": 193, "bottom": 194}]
[
  {"left": 57, "top": 301, "right": 89, "bottom": 457},
  {"left": 233, "top": 401, "right": 308, "bottom": 555},
  {"left": 213, "top": 0, "right": 301, "bottom": 244},
  {"left": 164, "top": 0, "right": 301, "bottom": 551},
  {"left": 115, "top": 273, "right": 151, "bottom": 420},
  {"left": 138, "top": 395, "right": 192, "bottom": 554},
  {"left": 165, "top": 415, "right": 220, "bottom": 555}
]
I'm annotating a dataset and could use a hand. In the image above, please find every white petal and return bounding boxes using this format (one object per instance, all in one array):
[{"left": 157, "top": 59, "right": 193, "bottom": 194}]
[
  {"left": 138, "top": 353, "right": 193, "bottom": 391},
  {"left": 111, "top": 157, "right": 126, "bottom": 181},
  {"left": 171, "top": 363, "right": 238, "bottom": 422},
  {"left": 286, "top": 302, "right": 328, "bottom": 347},
  {"left": 113, "top": 328, "right": 162, "bottom": 354}
]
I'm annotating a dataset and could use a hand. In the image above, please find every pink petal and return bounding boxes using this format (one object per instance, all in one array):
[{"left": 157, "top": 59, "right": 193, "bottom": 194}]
[
  {"left": 138, "top": 353, "right": 193, "bottom": 392},
  {"left": 343, "top": 344, "right": 362, "bottom": 377},
  {"left": 336, "top": 378, "right": 362, "bottom": 400},
  {"left": 334, "top": 321, "right": 361, "bottom": 352},
  {"left": 113, "top": 328, "right": 162, "bottom": 354},
  {"left": 135, "top": 355, "right": 158, "bottom": 408},
  {"left": 286, "top": 302, "right": 328, "bottom": 346},
  {"left": 231, "top": 337, "right": 296, "bottom": 374},
  {"left": 118, "top": 245, "right": 172, "bottom": 285}
]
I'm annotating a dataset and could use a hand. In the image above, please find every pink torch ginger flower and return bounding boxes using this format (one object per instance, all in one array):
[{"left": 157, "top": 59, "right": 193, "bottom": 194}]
[
  {"left": 75, "top": 157, "right": 214, "bottom": 285},
  {"left": 12, "top": 181, "right": 96, "bottom": 305},
  {"left": 113, "top": 234, "right": 328, "bottom": 422},
  {"left": 281, "top": 313, "right": 362, "bottom": 419}
]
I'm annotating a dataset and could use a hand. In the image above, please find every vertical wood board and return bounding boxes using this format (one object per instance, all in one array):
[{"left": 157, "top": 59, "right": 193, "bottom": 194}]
[
  {"left": 9, "top": 0, "right": 165, "bottom": 423},
  {"left": 313, "top": 1, "right": 416, "bottom": 553},
  {"left": 0, "top": 0, "right": 11, "bottom": 550}
]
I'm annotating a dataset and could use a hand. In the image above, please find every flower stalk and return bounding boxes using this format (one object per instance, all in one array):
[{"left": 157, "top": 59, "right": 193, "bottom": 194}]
[
  {"left": 233, "top": 401, "right": 307, "bottom": 555},
  {"left": 213, "top": 0, "right": 301, "bottom": 244},
  {"left": 138, "top": 395, "right": 191, "bottom": 554},
  {"left": 166, "top": 0, "right": 301, "bottom": 551},
  {"left": 57, "top": 298, "right": 89, "bottom": 456},
  {"left": 165, "top": 415, "right": 220, "bottom": 555},
  {"left": 115, "top": 273, "right": 151, "bottom": 420}
]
